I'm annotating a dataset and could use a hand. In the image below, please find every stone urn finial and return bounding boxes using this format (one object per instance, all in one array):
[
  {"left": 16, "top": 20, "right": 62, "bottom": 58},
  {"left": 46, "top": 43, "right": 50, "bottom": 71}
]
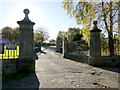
[
  {"left": 17, "top": 9, "right": 35, "bottom": 25},
  {"left": 24, "top": 9, "right": 30, "bottom": 15},
  {"left": 23, "top": 9, "right": 30, "bottom": 21},
  {"left": 93, "top": 21, "right": 98, "bottom": 29},
  {"left": 91, "top": 21, "right": 101, "bottom": 32},
  {"left": 93, "top": 21, "right": 97, "bottom": 26}
]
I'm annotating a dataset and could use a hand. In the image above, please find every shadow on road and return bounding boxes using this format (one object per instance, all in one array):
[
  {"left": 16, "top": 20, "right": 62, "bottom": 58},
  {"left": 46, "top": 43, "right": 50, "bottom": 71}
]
[
  {"left": 99, "top": 67, "right": 120, "bottom": 73},
  {"left": 40, "top": 50, "right": 46, "bottom": 54},
  {"left": 2, "top": 73, "right": 40, "bottom": 89}
]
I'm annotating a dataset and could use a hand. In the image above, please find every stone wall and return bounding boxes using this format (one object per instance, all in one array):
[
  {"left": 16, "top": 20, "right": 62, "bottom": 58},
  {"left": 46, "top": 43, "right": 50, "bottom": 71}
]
[
  {"left": 18, "top": 59, "right": 35, "bottom": 73},
  {"left": 64, "top": 53, "right": 120, "bottom": 67},
  {"left": 88, "top": 56, "right": 120, "bottom": 67},
  {"left": 64, "top": 52, "right": 88, "bottom": 64},
  {"left": 2, "top": 58, "right": 35, "bottom": 75},
  {"left": 2, "top": 59, "right": 18, "bottom": 75},
  {"left": 62, "top": 20, "right": 120, "bottom": 67}
]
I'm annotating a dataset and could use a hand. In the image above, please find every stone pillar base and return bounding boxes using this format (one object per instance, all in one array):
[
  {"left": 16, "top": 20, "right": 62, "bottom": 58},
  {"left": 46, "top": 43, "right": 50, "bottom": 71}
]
[
  {"left": 88, "top": 56, "right": 105, "bottom": 66},
  {"left": 88, "top": 56, "right": 120, "bottom": 67},
  {"left": 18, "top": 59, "right": 35, "bottom": 73}
]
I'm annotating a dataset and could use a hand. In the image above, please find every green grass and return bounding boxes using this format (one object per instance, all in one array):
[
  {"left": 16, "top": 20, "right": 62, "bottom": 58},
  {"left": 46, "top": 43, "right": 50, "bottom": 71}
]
[{"left": 0, "top": 45, "right": 19, "bottom": 59}]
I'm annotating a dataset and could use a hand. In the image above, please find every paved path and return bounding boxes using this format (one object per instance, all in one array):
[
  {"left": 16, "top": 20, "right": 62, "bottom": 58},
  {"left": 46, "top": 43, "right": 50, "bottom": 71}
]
[
  {"left": 36, "top": 46, "right": 119, "bottom": 88},
  {"left": 3, "top": 46, "right": 120, "bottom": 89}
]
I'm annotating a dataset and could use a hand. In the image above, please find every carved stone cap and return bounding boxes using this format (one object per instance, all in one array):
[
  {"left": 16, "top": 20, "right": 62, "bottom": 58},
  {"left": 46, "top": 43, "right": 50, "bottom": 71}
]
[
  {"left": 17, "top": 9, "right": 35, "bottom": 25},
  {"left": 93, "top": 21, "right": 97, "bottom": 25},
  {"left": 90, "top": 21, "right": 102, "bottom": 32},
  {"left": 23, "top": 9, "right": 30, "bottom": 21}
]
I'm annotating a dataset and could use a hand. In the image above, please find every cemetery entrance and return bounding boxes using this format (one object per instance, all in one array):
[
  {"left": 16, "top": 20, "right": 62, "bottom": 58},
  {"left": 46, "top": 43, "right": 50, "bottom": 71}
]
[{"left": 1, "top": 7, "right": 120, "bottom": 89}]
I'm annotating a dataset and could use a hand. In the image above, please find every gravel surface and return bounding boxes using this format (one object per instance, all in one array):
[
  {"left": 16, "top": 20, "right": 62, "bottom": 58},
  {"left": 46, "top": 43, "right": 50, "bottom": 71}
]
[
  {"left": 36, "top": 46, "right": 119, "bottom": 88},
  {"left": 2, "top": 46, "right": 120, "bottom": 89}
]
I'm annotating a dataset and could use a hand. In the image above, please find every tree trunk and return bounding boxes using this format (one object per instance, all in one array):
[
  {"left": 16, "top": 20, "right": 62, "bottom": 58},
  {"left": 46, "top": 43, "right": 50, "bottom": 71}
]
[
  {"left": 118, "top": 1, "right": 120, "bottom": 39},
  {"left": 102, "top": 2, "right": 114, "bottom": 56},
  {"left": 109, "top": 2, "right": 114, "bottom": 55}
]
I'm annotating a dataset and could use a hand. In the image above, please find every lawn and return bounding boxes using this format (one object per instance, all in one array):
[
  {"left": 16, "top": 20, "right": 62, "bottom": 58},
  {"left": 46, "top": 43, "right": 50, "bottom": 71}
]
[{"left": 0, "top": 45, "right": 19, "bottom": 59}]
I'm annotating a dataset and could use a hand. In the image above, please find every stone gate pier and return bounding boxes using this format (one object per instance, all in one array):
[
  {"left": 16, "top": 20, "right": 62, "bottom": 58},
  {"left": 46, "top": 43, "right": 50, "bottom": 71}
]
[
  {"left": 88, "top": 21, "right": 102, "bottom": 65},
  {"left": 88, "top": 21, "right": 120, "bottom": 66},
  {"left": 17, "top": 9, "right": 37, "bottom": 73}
]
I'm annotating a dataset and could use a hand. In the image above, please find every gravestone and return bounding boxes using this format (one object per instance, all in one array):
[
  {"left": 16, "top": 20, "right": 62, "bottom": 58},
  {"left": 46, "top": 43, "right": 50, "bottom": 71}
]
[{"left": 17, "top": 9, "right": 36, "bottom": 72}]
